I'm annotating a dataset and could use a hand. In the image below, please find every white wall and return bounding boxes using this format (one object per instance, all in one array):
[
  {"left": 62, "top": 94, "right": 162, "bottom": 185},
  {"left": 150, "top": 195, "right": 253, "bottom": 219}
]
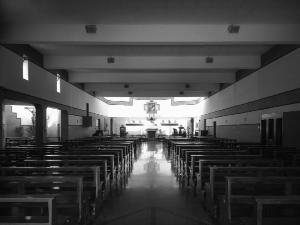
[
  {"left": 0, "top": 46, "right": 109, "bottom": 116},
  {"left": 201, "top": 49, "right": 300, "bottom": 143},
  {"left": 201, "top": 49, "right": 300, "bottom": 115}
]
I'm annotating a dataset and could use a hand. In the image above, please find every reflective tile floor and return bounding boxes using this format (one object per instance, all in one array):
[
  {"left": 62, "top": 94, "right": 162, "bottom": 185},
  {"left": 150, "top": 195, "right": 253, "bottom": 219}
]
[{"left": 95, "top": 141, "right": 215, "bottom": 225}]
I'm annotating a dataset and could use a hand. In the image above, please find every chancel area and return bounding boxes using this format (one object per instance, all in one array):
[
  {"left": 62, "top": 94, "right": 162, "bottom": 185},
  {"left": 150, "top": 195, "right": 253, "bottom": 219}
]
[{"left": 0, "top": 1, "right": 300, "bottom": 225}]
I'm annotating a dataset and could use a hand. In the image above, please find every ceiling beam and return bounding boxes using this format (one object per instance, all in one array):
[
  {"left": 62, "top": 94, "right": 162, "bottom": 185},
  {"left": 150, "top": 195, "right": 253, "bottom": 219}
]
[
  {"left": 84, "top": 83, "right": 219, "bottom": 92},
  {"left": 1, "top": 24, "right": 300, "bottom": 45},
  {"left": 68, "top": 71, "right": 235, "bottom": 83},
  {"left": 45, "top": 55, "right": 260, "bottom": 70},
  {"left": 95, "top": 90, "right": 209, "bottom": 97}
]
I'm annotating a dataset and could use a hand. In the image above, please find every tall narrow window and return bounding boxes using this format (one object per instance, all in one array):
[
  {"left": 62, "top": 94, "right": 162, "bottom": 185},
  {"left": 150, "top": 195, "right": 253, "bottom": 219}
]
[
  {"left": 22, "top": 56, "right": 29, "bottom": 80},
  {"left": 56, "top": 74, "right": 61, "bottom": 93}
]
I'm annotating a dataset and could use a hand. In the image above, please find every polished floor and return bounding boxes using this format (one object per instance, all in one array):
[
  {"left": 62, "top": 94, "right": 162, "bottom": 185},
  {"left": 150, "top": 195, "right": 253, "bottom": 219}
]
[{"left": 96, "top": 141, "right": 214, "bottom": 225}]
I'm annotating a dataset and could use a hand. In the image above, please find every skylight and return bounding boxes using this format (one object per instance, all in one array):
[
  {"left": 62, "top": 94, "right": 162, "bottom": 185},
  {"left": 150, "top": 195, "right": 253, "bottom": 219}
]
[
  {"left": 105, "top": 97, "right": 130, "bottom": 101},
  {"left": 173, "top": 97, "right": 201, "bottom": 101}
]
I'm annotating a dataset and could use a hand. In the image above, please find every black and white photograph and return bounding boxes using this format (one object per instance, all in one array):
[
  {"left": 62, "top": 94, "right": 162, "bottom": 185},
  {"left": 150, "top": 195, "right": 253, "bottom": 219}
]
[{"left": 0, "top": 1, "right": 300, "bottom": 225}]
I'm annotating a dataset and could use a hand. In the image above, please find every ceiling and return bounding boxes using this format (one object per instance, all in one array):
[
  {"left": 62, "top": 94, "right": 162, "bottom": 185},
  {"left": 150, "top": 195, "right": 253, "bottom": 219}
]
[{"left": 1, "top": 0, "right": 300, "bottom": 97}]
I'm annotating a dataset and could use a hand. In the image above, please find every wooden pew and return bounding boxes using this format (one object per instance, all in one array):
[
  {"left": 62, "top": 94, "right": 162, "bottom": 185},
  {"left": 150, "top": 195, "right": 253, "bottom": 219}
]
[
  {"left": 5, "top": 137, "right": 35, "bottom": 147},
  {"left": 0, "top": 194, "right": 56, "bottom": 225},
  {"left": 172, "top": 146, "right": 226, "bottom": 175},
  {"left": 182, "top": 150, "right": 251, "bottom": 180},
  {"left": 39, "top": 155, "right": 116, "bottom": 186},
  {"left": 0, "top": 166, "right": 103, "bottom": 217},
  {"left": 0, "top": 176, "right": 84, "bottom": 225},
  {"left": 9, "top": 159, "right": 111, "bottom": 199},
  {"left": 172, "top": 143, "right": 220, "bottom": 164},
  {"left": 194, "top": 159, "right": 283, "bottom": 195},
  {"left": 222, "top": 176, "right": 300, "bottom": 225},
  {"left": 205, "top": 167, "right": 300, "bottom": 217},
  {"left": 181, "top": 154, "right": 261, "bottom": 187},
  {"left": 253, "top": 196, "right": 300, "bottom": 225},
  {"left": 2, "top": 145, "right": 129, "bottom": 189},
  {"left": 48, "top": 148, "right": 128, "bottom": 187},
  {"left": 177, "top": 148, "right": 238, "bottom": 174}
]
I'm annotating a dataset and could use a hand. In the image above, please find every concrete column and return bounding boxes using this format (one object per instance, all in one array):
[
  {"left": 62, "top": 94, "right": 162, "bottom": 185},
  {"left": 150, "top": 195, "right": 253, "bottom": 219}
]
[
  {"left": 60, "top": 110, "right": 69, "bottom": 141},
  {"left": 190, "top": 117, "right": 194, "bottom": 137},
  {"left": 35, "top": 104, "right": 47, "bottom": 144},
  {"left": 110, "top": 118, "right": 113, "bottom": 135}
]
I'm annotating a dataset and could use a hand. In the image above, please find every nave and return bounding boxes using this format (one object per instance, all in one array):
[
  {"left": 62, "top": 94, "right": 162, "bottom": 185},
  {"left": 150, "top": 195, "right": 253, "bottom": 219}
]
[
  {"left": 96, "top": 141, "right": 213, "bottom": 225},
  {"left": 1, "top": 136, "right": 300, "bottom": 225}
]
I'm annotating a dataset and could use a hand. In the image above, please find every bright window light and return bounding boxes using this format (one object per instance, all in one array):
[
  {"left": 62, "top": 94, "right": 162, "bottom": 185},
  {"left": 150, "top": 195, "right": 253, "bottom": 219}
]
[
  {"left": 174, "top": 97, "right": 200, "bottom": 101},
  {"left": 22, "top": 57, "right": 29, "bottom": 80},
  {"left": 56, "top": 74, "right": 61, "bottom": 93},
  {"left": 105, "top": 97, "right": 130, "bottom": 101}
]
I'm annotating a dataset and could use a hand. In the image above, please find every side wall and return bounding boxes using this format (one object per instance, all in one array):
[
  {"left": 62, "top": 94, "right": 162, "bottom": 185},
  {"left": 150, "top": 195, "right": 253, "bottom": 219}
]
[
  {"left": 0, "top": 46, "right": 110, "bottom": 140},
  {"left": 200, "top": 48, "right": 300, "bottom": 145}
]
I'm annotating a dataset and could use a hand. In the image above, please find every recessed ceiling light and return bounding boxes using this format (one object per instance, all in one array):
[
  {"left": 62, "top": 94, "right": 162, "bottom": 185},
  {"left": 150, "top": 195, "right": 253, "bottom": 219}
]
[
  {"left": 124, "top": 84, "right": 129, "bottom": 88},
  {"left": 128, "top": 91, "right": 133, "bottom": 95},
  {"left": 185, "top": 84, "right": 190, "bottom": 89},
  {"left": 107, "top": 57, "right": 115, "bottom": 64},
  {"left": 227, "top": 24, "right": 240, "bottom": 34},
  {"left": 85, "top": 24, "right": 97, "bottom": 34},
  {"left": 179, "top": 91, "right": 184, "bottom": 95},
  {"left": 206, "top": 56, "right": 214, "bottom": 63}
]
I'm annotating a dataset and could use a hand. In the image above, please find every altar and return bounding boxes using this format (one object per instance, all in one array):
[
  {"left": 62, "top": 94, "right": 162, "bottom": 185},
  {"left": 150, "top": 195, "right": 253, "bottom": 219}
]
[{"left": 146, "top": 128, "right": 158, "bottom": 139}]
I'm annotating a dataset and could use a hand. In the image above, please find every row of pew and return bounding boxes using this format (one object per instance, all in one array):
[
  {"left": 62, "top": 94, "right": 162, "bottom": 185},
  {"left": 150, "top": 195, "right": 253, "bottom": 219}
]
[
  {"left": 166, "top": 137, "right": 300, "bottom": 225},
  {"left": 0, "top": 137, "right": 140, "bottom": 225}
]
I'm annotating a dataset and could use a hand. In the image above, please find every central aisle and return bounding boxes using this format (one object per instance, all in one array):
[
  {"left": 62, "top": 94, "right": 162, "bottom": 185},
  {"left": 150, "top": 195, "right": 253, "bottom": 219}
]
[{"left": 97, "top": 141, "right": 214, "bottom": 225}]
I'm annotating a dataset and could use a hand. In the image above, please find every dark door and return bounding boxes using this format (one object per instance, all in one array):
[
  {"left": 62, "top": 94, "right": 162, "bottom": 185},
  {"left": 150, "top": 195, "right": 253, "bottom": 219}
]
[
  {"left": 110, "top": 118, "right": 113, "bottom": 135},
  {"left": 261, "top": 119, "right": 267, "bottom": 144},
  {"left": 268, "top": 119, "right": 274, "bottom": 144},
  {"left": 97, "top": 119, "right": 101, "bottom": 130},
  {"left": 213, "top": 121, "right": 217, "bottom": 138},
  {"left": 275, "top": 118, "right": 283, "bottom": 146}
]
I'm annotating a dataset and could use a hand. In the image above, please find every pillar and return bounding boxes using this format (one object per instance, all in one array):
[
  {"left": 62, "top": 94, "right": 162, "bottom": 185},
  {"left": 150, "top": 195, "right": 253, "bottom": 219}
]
[
  {"left": 110, "top": 118, "right": 113, "bottom": 135},
  {"left": 190, "top": 117, "right": 194, "bottom": 137},
  {"left": 35, "top": 104, "right": 47, "bottom": 144},
  {"left": 60, "top": 110, "right": 69, "bottom": 141}
]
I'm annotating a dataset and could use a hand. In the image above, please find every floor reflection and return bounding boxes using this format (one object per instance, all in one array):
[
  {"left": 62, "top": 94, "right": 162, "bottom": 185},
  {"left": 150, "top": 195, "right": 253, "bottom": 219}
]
[
  {"left": 98, "top": 141, "right": 214, "bottom": 225},
  {"left": 128, "top": 141, "right": 178, "bottom": 189}
]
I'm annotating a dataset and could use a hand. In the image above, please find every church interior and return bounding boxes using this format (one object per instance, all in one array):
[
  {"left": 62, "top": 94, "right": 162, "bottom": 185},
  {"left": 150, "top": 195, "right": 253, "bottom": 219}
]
[{"left": 0, "top": 1, "right": 300, "bottom": 225}]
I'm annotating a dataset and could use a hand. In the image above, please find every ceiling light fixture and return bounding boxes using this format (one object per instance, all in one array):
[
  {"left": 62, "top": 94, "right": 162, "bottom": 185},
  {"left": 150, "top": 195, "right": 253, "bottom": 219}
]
[
  {"left": 227, "top": 24, "right": 240, "bottom": 34},
  {"left": 85, "top": 24, "right": 97, "bottom": 34},
  {"left": 206, "top": 56, "right": 214, "bottom": 63},
  {"left": 107, "top": 57, "right": 115, "bottom": 64}
]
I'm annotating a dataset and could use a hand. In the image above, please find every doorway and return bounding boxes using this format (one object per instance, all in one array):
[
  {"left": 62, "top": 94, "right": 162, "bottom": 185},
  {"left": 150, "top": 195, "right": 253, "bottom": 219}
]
[
  {"left": 261, "top": 119, "right": 267, "bottom": 144},
  {"left": 2, "top": 100, "right": 36, "bottom": 147},
  {"left": 213, "top": 121, "right": 217, "bottom": 138},
  {"left": 268, "top": 118, "right": 274, "bottom": 144},
  {"left": 46, "top": 107, "right": 61, "bottom": 142}
]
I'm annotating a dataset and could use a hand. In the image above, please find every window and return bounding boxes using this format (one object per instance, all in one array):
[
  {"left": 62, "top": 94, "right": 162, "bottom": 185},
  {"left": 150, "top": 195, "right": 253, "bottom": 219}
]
[
  {"left": 105, "top": 97, "right": 130, "bottom": 101},
  {"left": 56, "top": 74, "right": 61, "bottom": 93},
  {"left": 22, "top": 56, "right": 29, "bottom": 80}
]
